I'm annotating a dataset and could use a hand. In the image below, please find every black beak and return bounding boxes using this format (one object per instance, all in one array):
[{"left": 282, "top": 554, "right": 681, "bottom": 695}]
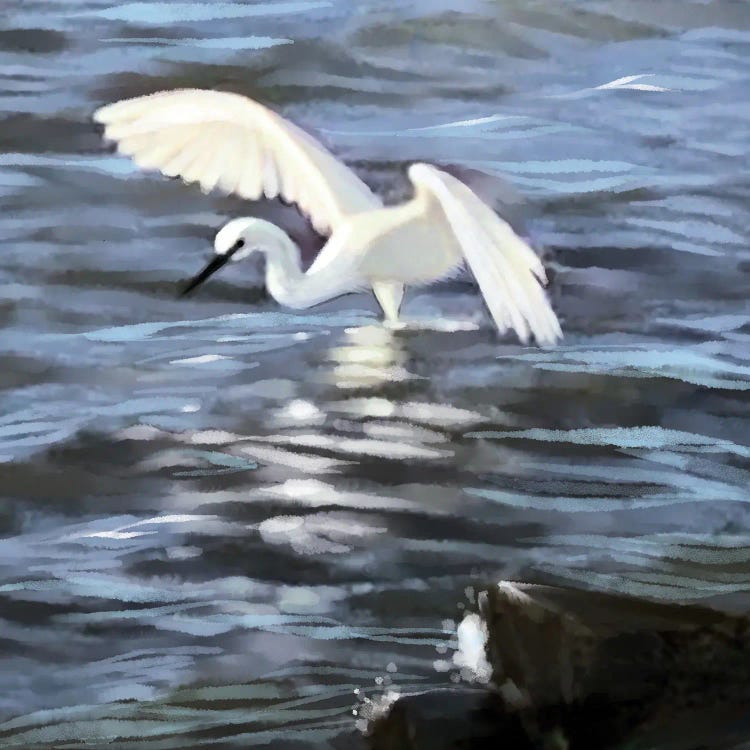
[
  {"left": 180, "top": 238, "right": 246, "bottom": 297},
  {"left": 180, "top": 247, "right": 238, "bottom": 297},
  {"left": 179, "top": 253, "right": 231, "bottom": 297}
]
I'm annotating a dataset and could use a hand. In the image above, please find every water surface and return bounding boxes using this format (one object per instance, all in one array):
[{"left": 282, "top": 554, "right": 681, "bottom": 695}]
[{"left": 1, "top": 1, "right": 750, "bottom": 746}]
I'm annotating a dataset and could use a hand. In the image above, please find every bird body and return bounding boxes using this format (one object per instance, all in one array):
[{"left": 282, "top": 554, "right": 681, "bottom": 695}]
[
  {"left": 341, "top": 192, "right": 463, "bottom": 285},
  {"left": 94, "top": 89, "right": 562, "bottom": 345}
]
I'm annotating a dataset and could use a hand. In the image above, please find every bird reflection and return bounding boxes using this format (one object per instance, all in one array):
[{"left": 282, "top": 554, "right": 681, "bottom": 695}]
[{"left": 325, "top": 324, "right": 417, "bottom": 390}]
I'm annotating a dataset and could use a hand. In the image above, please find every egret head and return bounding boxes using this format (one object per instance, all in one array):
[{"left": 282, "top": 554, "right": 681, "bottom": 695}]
[
  {"left": 180, "top": 218, "right": 266, "bottom": 297},
  {"left": 214, "top": 218, "right": 260, "bottom": 261}
]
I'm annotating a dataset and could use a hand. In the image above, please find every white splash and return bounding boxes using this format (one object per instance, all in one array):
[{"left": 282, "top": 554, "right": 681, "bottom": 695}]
[
  {"left": 452, "top": 613, "right": 492, "bottom": 683},
  {"left": 355, "top": 689, "right": 401, "bottom": 735}
]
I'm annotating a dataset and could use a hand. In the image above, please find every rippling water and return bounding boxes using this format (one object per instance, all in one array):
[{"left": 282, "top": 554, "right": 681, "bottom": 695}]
[{"left": 2, "top": 1, "right": 750, "bottom": 746}]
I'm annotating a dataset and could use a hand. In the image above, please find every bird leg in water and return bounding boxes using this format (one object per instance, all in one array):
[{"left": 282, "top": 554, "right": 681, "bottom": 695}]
[{"left": 372, "top": 281, "right": 404, "bottom": 323}]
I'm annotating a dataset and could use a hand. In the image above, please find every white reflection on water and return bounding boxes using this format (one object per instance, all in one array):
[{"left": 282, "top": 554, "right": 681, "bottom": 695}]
[
  {"left": 258, "top": 513, "right": 387, "bottom": 556},
  {"left": 325, "top": 324, "right": 417, "bottom": 389}
]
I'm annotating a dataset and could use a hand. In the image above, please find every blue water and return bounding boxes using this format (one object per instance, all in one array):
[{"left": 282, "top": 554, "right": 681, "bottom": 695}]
[{"left": 1, "top": 1, "right": 750, "bottom": 746}]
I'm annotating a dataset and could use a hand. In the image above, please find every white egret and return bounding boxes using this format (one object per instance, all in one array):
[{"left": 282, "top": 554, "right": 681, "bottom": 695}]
[{"left": 94, "top": 89, "right": 562, "bottom": 345}]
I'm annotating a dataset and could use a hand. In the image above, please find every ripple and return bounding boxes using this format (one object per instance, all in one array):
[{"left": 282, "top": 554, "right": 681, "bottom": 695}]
[
  {"left": 1, "top": 0, "right": 750, "bottom": 746},
  {"left": 76, "top": 1, "right": 333, "bottom": 24}
]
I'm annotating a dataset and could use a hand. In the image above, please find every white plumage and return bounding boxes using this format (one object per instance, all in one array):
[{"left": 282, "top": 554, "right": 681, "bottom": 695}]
[{"left": 94, "top": 89, "right": 562, "bottom": 345}]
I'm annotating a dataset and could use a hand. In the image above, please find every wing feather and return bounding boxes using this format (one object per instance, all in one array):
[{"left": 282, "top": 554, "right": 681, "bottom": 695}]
[
  {"left": 262, "top": 148, "right": 280, "bottom": 200},
  {"left": 408, "top": 163, "right": 562, "bottom": 346},
  {"left": 236, "top": 135, "right": 263, "bottom": 201},
  {"left": 94, "top": 89, "right": 381, "bottom": 234},
  {"left": 216, "top": 130, "right": 246, "bottom": 194},
  {"left": 197, "top": 124, "right": 238, "bottom": 193},
  {"left": 181, "top": 130, "right": 221, "bottom": 189},
  {"left": 128, "top": 130, "right": 188, "bottom": 172}
]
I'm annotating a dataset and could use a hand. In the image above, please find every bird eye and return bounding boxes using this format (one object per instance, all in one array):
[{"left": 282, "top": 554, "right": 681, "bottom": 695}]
[{"left": 234, "top": 239, "right": 245, "bottom": 250}]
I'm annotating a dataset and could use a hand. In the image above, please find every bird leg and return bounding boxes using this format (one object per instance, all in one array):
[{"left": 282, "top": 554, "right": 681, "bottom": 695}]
[{"left": 372, "top": 281, "right": 404, "bottom": 323}]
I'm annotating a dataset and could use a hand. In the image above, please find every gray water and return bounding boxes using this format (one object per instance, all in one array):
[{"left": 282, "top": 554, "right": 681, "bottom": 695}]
[{"left": 2, "top": 1, "right": 750, "bottom": 747}]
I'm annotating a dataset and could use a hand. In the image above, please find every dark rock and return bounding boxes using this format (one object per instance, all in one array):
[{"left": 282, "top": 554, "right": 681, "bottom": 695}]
[
  {"left": 484, "top": 581, "right": 750, "bottom": 743},
  {"left": 483, "top": 583, "right": 750, "bottom": 711},
  {"left": 367, "top": 688, "right": 531, "bottom": 750},
  {"left": 368, "top": 582, "right": 750, "bottom": 749}
]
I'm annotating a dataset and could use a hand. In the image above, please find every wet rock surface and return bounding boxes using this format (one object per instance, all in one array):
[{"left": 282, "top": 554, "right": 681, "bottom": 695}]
[{"left": 369, "top": 582, "right": 750, "bottom": 749}]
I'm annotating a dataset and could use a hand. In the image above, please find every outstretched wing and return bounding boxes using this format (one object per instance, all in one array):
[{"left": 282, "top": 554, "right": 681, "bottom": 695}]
[
  {"left": 94, "top": 89, "right": 381, "bottom": 235},
  {"left": 408, "top": 163, "right": 562, "bottom": 346}
]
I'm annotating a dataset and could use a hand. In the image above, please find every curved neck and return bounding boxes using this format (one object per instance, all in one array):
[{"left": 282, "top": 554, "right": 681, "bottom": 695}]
[
  {"left": 232, "top": 219, "right": 303, "bottom": 306},
  {"left": 255, "top": 225, "right": 305, "bottom": 307},
  {"left": 241, "top": 219, "right": 354, "bottom": 310}
]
